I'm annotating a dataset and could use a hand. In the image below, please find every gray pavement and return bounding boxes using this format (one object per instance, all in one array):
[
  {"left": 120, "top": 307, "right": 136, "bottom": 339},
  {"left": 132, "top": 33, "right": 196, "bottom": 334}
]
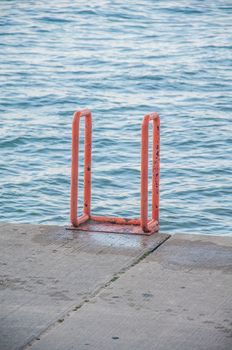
[
  {"left": 0, "top": 224, "right": 232, "bottom": 350},
  {"left": 0, "top": 223, "right": 168, "bottom": 350}
]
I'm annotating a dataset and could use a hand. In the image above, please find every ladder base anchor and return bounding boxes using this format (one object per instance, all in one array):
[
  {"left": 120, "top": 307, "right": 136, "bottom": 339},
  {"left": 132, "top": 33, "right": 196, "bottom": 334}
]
[{"left": 67, "top": 220, "right": 159, "bottom": 236}]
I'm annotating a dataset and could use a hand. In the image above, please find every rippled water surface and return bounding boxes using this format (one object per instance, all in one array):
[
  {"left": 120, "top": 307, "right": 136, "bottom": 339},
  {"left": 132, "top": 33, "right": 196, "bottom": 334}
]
[{"left": 0, "top": 0, "right": 231, "bottom": 235}]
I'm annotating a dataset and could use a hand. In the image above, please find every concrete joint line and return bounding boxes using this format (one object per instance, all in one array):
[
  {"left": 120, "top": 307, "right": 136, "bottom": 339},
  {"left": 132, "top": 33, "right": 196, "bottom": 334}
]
[{"left": 22, "top": 234, "right": 170, "bottom": 349}]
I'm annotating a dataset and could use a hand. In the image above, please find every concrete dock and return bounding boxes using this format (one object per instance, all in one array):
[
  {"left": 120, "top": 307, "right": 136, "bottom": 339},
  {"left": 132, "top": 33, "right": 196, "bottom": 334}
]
[{"left": 0, "top": 224, "right": 231, "bottom": 350}]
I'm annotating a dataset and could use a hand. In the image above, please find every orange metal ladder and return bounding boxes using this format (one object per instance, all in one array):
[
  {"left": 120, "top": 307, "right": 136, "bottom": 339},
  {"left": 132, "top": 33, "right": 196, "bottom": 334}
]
[{"left": 69, "top": 109, "right": 160, "bottom": 235}]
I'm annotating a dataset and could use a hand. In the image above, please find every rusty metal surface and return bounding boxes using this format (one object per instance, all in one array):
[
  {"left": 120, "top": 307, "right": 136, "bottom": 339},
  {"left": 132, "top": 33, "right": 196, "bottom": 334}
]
[
  {"left": 70, "top": 109, "right": 160, "bottom": 235},
  {"left": 70, "top": 109, "right": 92, "bottom": 227},
  {"left": 141, "top": 112, "right": 160, "bottom": 232}
]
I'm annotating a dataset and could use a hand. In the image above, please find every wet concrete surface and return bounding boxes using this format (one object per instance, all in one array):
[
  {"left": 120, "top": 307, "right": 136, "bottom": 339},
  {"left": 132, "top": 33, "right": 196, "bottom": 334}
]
[
  {"left": 27, "top": 233, "right": 232, "bottom": 350},
  {"left": 0, "top": 223, "right": 169, "bottom": 350},
  {"left": 0, "top": 225, "right": 231, "bottom": 350}
]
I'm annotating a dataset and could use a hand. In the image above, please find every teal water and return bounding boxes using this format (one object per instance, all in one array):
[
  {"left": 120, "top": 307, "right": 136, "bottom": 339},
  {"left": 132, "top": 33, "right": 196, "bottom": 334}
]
[{"left": 0, "top": 1, "right": 231, "bottom": 235}]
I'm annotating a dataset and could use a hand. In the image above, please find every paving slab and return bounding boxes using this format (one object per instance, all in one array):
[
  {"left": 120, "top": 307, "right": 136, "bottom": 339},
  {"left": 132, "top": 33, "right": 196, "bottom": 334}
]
[
  {"left": 0, "top": 223, "right": 169, "bottom": 350},
  {"left": 28, "top": 233, "right": 232, "bottom": 350}
]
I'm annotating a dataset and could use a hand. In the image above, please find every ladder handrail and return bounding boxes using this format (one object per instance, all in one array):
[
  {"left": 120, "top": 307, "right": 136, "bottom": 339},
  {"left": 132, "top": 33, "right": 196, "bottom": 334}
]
[
  {"left": 70, "top": 109, "right": 160, "bottom": 234},
  {"left": 141, "top": 113, "right": 160, "bottom": 232},
  {"left": 70, "top": 109, "right": 92, "bottom": 227}
]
